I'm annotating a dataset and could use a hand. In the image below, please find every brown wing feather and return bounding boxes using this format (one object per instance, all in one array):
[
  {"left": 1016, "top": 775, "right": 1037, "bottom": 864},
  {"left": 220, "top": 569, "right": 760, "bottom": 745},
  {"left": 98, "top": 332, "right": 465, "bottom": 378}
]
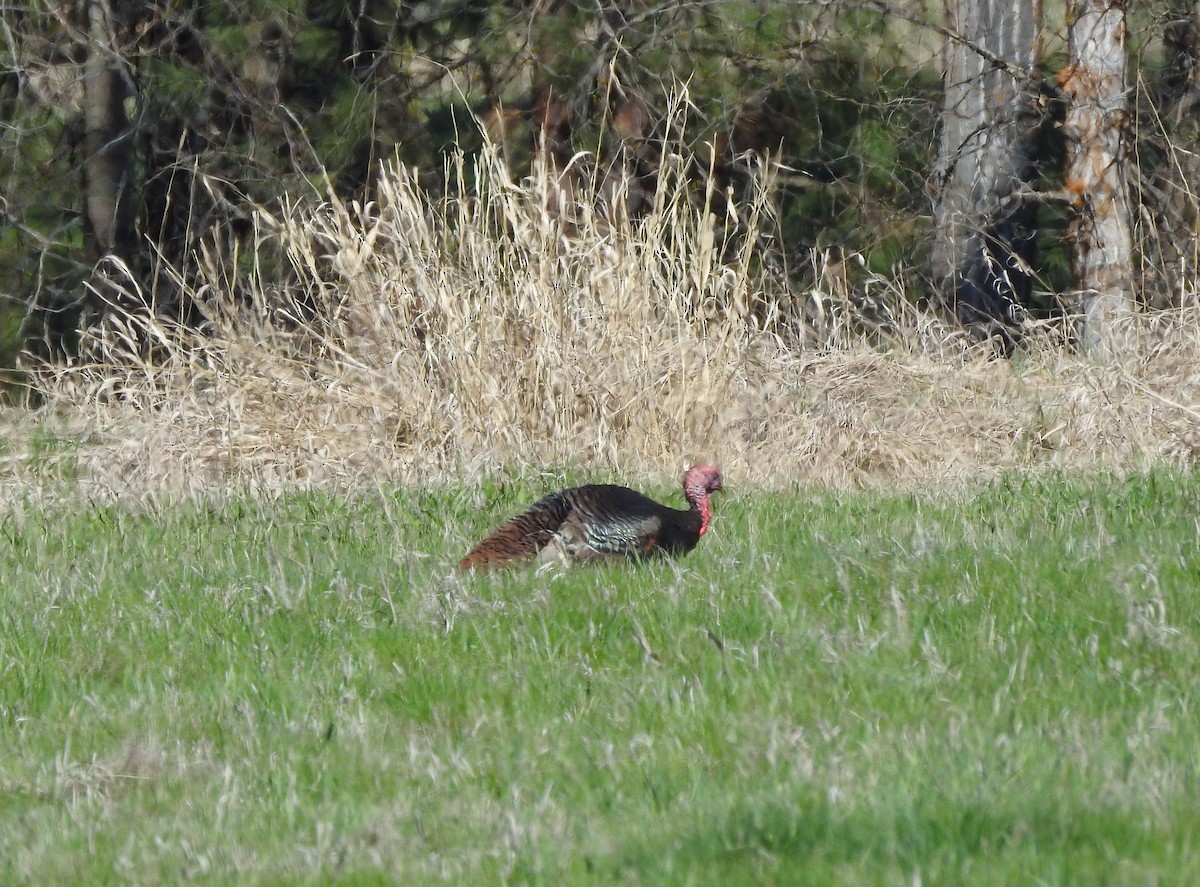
[{"left": 458, "top": 490, "right": 574, "bottom": 570}]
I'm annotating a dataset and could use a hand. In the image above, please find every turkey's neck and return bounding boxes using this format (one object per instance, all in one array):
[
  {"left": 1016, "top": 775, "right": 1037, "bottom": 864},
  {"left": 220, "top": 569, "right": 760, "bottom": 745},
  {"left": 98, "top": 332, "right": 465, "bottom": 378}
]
[{"left": 686, "top": 492, "right": 714, "bottom": 536}]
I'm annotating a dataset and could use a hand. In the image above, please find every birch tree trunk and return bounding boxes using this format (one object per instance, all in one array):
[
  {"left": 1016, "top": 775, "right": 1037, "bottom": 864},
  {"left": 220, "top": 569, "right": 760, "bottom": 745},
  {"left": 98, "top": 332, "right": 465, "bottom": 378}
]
[
  {"left": 932, "top": 0, "right": 1043, "bottom": 352},
  {"left": 1059, "top": 0, "right": 1134, "bottom": 355}
]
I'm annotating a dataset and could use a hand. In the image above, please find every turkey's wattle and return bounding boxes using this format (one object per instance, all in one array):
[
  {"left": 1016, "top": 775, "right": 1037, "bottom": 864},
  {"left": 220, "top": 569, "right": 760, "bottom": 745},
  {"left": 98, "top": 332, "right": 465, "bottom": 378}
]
[{"left": 459, "top": 464, "right": 723, "bottom": 570}]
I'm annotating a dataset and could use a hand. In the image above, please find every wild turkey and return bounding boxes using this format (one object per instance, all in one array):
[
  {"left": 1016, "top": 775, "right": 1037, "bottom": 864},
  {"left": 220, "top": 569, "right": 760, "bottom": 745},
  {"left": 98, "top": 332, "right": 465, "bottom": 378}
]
[{"left": 459, "top": 464, "right": 723, "bottom": 570}]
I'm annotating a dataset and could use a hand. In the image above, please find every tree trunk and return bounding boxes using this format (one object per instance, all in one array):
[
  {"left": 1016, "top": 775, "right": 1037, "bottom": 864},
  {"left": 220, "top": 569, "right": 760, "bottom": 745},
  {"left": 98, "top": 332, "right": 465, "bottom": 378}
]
[
  {"left": 82, "top": 0, "right": 134, "bottom": 260},
  {"left": 1144, "top": 0, "right": 1200, "bottom": 307},
  {"left": 1059, "top": 0, "right": 1134, "bottom": 355},
  {"left": 932, "top": 0, "right": 1043, "bottom": 352}
]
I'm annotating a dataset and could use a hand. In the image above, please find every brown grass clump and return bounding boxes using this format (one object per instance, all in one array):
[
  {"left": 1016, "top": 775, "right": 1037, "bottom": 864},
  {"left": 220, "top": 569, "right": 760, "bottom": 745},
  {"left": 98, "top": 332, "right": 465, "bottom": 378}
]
[{"left": 15, "top": 139, "right": 1200, "bottom": 501}]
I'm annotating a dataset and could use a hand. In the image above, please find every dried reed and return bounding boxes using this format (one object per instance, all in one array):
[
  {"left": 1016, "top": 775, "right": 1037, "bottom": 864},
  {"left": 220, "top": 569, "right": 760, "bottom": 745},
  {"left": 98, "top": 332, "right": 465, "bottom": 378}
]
[{"left": 16, "top": 137, "right": 1200, "bottom": 501}]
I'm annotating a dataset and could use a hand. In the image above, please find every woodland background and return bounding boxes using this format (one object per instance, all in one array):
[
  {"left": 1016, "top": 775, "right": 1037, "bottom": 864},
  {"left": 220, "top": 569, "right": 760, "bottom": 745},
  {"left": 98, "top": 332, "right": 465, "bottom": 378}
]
[{"left": 4, "top": 0, "right": 1198, "bottom": 385}]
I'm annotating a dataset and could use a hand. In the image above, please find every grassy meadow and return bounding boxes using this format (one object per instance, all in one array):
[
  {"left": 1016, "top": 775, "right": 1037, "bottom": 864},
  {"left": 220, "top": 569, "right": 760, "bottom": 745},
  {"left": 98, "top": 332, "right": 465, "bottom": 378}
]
[
  {"left": 6, "top": 134, "right": 1200, "bottom": 883},
  {"left": 2, "top": 471, "right": 1200, "bottom": 884}
]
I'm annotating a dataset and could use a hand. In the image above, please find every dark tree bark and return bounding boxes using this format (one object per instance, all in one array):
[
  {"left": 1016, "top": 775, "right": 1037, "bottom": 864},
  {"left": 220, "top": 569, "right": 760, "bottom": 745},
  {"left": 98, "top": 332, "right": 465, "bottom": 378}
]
[
  {"left": 932, "top": 0, "right": 1044, "bottom": 352},
  {"left": 82, "top": 0, "right": 134, "bottom": 260},
  {"left": 1059, "top": 0, "right": 1134, "bottom": 355},
  {"left": 1144, "top": 0, "right": 1200, "bottom": 307}
]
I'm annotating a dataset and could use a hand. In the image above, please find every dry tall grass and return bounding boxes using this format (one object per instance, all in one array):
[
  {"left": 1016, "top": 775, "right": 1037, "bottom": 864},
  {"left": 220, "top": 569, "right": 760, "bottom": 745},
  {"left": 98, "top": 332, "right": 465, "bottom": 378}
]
[{"left": 16, "top": 137, "right": 1200, "bottom": 500}]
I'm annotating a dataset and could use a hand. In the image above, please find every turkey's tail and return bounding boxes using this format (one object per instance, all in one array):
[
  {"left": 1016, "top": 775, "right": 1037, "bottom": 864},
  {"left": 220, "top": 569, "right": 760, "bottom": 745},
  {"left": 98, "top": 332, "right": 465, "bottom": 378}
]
[{"left": 458, "top": 490, "right": 573, "bottom": 570}]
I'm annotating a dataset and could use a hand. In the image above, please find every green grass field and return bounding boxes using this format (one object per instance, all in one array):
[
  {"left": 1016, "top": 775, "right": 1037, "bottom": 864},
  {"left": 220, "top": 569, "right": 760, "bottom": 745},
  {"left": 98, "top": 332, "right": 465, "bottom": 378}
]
[{"left": 3, "top": 471, "right": 1199, "bottom": 885}]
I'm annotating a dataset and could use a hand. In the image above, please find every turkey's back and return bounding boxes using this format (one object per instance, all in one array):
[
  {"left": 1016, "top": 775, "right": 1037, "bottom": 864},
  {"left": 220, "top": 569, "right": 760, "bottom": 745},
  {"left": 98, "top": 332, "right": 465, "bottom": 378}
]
[{"left": 459, "top": 483, "right": 701, "bottom": 570}]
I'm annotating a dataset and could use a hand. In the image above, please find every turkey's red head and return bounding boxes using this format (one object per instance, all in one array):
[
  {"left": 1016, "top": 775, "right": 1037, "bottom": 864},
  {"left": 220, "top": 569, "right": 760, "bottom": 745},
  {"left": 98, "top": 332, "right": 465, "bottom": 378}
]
[
  {"left": 684, "top": 463, "right": 723, "bottom": 496},
  {"left": 683, "top": 463, "right": 722, "bottom": 535}
]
